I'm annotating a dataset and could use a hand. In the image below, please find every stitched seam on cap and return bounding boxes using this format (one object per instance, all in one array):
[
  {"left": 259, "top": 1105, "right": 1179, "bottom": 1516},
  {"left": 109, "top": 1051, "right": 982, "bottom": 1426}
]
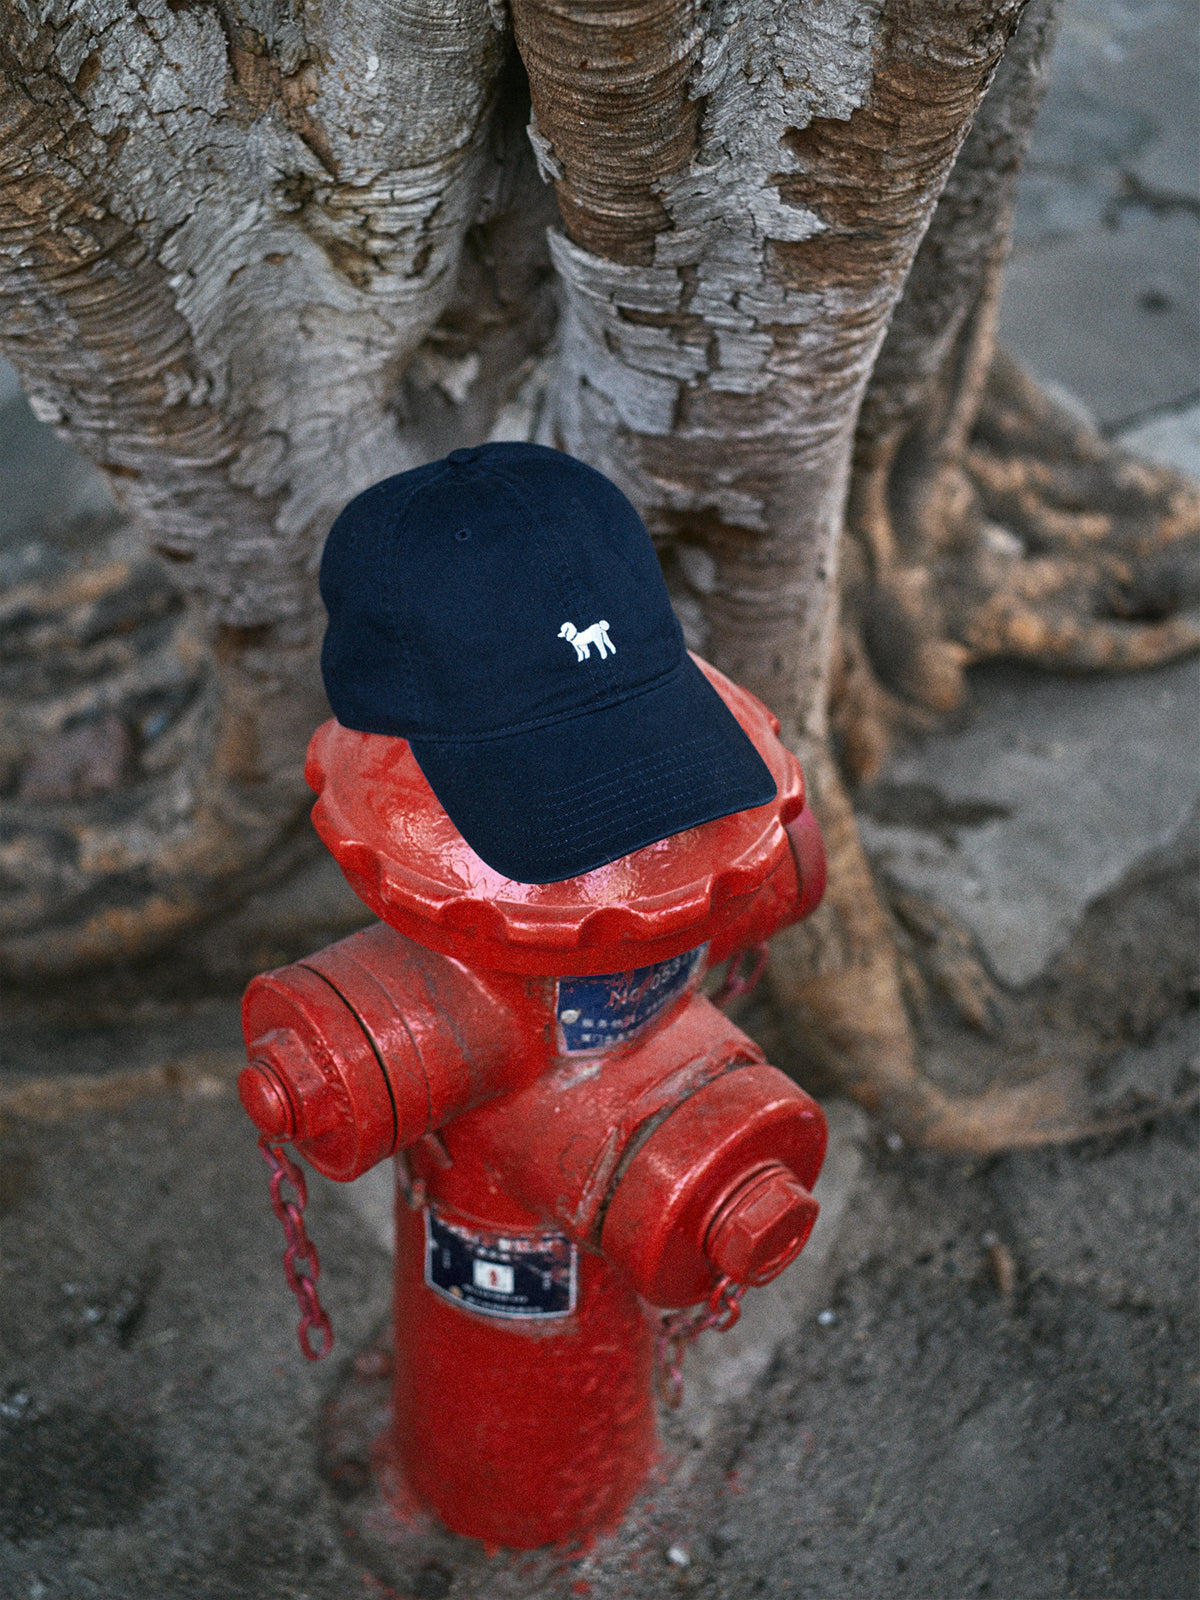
[
  {"left": 520, "top": 777, "right": 727, "bottom": 848},
  {"left": 410, "top": 657, "right": 693, "bottom": 745},
  {"left": 490, "top": 464, "right": 586, "bottom": 687},
  {"left": 521, "top": 734, "right": 723, "bottom": 818},
  {"left": 520, "top": 774, "right": 732, "bottom": 852}
]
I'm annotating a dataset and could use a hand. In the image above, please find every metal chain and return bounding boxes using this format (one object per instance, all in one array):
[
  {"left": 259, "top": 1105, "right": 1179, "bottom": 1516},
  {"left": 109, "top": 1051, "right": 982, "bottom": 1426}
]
[
  {"left": 710, "top": 943, "right": 770, "bottom": 1010},
  {"left": 258, "top": 1136, "right": 334, "bottom": 1361},
  {"left": 655, "top": 1275, "right": 747, "bottom": 1409}
]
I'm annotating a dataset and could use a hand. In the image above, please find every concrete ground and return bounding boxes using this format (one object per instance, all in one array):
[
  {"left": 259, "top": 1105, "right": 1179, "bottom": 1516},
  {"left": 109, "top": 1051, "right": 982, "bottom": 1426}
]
[{"left": 2, "top": 1, "right": 1197, "bottom": 1596}]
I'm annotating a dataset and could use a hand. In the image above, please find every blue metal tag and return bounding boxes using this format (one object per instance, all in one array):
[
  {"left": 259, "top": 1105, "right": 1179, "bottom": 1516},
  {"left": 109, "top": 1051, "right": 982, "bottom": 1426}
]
[
  {"left": 556, "top": 944, "right": 707, "bottom": 1055},
  {"left": 425, "top": 1209, "right": 577, "bottom": 1319}
]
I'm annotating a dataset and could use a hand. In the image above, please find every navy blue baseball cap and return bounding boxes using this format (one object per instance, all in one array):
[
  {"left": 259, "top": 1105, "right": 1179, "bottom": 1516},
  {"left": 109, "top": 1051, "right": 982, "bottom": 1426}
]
[{"left": 319, "top": 441, "right": 775, "bottom": 884}]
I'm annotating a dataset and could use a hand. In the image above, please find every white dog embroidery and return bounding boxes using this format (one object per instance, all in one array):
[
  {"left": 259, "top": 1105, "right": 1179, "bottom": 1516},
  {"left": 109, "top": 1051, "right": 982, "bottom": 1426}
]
[{"left": 558, "top": 620, "right": 615, "bottom": 661}]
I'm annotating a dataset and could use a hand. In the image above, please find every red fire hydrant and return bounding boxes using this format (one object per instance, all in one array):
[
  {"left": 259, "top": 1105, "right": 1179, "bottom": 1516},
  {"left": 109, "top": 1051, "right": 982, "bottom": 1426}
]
[{"left": 237, "top": 657, "right": 828, "bottom": 1550}]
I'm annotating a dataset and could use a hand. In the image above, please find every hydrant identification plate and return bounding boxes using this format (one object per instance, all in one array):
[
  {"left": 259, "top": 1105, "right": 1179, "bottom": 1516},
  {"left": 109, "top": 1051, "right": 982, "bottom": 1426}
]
[
  {"left": 556, "top": 945, "right": 706, "bottom": 1054},
  {"left": 425, "top": 1209, "right": 577, "bottom": 1318}
]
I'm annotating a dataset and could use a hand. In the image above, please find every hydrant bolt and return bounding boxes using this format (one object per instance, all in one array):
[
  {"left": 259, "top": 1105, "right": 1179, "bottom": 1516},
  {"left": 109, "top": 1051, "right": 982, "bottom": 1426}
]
[
  {"left": 238, "top": 1061, "right": 296, "bottom": 1142},
  {"left": 705, "top": 1162, "right": 818, "bottom": 1287},
  {"left": 237, "top": 1022, "right": 346, "bottom": 1142}
]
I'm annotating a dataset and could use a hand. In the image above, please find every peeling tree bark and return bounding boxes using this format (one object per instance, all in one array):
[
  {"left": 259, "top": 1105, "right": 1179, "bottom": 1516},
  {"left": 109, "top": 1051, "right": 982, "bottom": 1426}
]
[
  {"left": 4, "top": 0, "right": 513, "bottom": 612},
  {"left": 0, "top": 0, "right": 556, "bottom": 970},
  {"left": 518, "top": 0, "right": 1030, "bottom": 748},
  {"left": 511, "top": 0, "right": 1108, "bottom": 1150}
]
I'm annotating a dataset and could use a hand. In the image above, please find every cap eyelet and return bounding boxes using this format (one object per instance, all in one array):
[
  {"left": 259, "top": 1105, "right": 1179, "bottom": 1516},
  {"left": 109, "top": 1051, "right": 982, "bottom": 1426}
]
[{"left": 455, "top": 528, "right": 471, "bottom": 542}]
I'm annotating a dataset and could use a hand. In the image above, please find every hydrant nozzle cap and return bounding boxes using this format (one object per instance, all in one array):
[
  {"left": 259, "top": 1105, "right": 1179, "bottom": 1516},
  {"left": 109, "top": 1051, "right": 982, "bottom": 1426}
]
[
  {"left": 238, "top": 1062, "right": 295, "bottom": 1141},
  {"left": 706, "top": 1162, "right": 818, "bottom": 1288}
]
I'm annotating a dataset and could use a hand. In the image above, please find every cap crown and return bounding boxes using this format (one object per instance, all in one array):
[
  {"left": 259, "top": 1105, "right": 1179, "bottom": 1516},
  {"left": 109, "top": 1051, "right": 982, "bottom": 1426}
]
[{"left": 320, "top": 443, "right": 684, "bottom": 742}]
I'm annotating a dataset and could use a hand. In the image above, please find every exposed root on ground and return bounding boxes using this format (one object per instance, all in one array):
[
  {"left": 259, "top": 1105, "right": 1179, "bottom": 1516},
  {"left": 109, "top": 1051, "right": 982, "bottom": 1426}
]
[
  {"left": 837, "top": 350, "right": 1200, "bottom": 784},
  {"left": 781, "top": 344, "right": 1200, "bottom": 1153},
  {"left": 0, "top": 537, "right": 322, "bottom": 980},
  {"left": 766, "top": 742, "right": 1199, "bottom": 1154}
]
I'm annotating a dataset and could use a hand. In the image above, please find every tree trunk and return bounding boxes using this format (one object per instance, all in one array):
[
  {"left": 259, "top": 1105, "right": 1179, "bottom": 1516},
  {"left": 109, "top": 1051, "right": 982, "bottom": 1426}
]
[
  {"left": 517, "top": 0, "right": 1029, "bottom": 744},
  {"left": 2, "top": 1, "right": 1195, "bottom": 1145}
]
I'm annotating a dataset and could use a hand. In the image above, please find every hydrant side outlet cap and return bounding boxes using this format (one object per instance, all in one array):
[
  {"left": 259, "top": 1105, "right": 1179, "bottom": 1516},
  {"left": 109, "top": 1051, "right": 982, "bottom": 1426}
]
[
  {"left": 318, "top": 443, "right": 776, "bottom": 884},
  {"left": 599, "top": 1062, "right": 828, "bottom": 1306}
]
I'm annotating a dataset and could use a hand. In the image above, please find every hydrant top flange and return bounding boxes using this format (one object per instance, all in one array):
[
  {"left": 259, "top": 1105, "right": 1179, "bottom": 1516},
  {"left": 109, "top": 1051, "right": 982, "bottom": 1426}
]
[{"left": 305, "top": 657, "right": 807, "bottom": 975}]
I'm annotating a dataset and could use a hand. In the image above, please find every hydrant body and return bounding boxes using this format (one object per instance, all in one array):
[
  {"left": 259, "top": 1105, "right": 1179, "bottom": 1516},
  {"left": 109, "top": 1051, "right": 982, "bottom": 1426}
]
[
  {"left": 240, "top": 659, "right": 829, "bottom": 1548},
  {"left": 391, "top": 1140, "right": 660, "bottom": 1547}
]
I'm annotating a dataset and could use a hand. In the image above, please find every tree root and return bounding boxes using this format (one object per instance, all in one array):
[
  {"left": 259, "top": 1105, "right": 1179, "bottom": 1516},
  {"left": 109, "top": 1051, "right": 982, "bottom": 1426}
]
[
  {"left": 0, "top": 535, "right": 323, "bottom": 980},
  {"left": 798, "top": 347, "right": 1199, "bottom": 1146},
  {"left": 767, "top": 737, "right": 1198, "bottom": 1155},
  {"left": 958, "top": 351, "right": 1200, "bottom": 668},
  {"left": 838, "top": 349, "right": 1200, "bottom": 783}
]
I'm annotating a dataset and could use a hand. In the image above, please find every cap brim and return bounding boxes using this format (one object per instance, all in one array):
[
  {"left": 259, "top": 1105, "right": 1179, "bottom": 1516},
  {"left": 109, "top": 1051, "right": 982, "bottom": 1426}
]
[{"left": 409, "top": 657, "right": 777, "bottom": 884}]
